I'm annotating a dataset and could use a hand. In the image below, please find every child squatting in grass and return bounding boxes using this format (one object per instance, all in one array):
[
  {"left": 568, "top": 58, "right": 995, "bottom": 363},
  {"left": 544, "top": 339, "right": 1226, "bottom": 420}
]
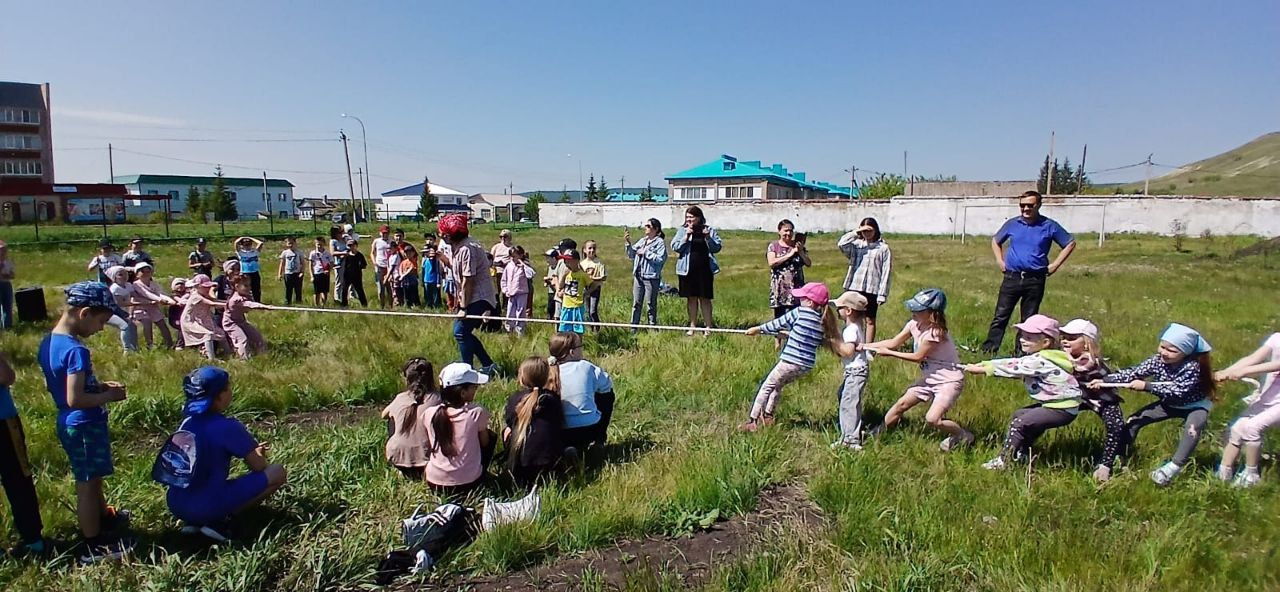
[{"left": 1059, "top": 318, "right": 1127, "bottom": 483}]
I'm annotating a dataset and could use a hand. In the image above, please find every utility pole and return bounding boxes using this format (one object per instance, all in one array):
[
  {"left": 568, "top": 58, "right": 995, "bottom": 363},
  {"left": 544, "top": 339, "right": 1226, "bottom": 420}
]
[
  {"left": 1076, "top": 144, "right": 1088, "bottom": 196},
  {"left": 1046, "top": 131, "right": 1056, "bottom": 195},
  {"left": 263, "top": 171, "right": 274, "bottom": 234},
  {"left": 341, "top": 130, "right": 357, "bottom": 222},
  {"left": 1143, "top": 153, "right": 1154, "bottom": 195},
  {"left": 356, "top": 167, "right": 366, "bottom": 220},
  {"left": 108, "top": 143, "right": 114, "bottom": 182},
  {"left": 843, "top": 165, "right": 857, "bottom": 200},
  {"left": 508, "top": 182, "right": 515, "bottom": 222},
  {"left": 904, "top": 150, "right": 912, "bottom": 196},
  {"left": 619, "top": 176, "right": 625, "bottom": 200}
]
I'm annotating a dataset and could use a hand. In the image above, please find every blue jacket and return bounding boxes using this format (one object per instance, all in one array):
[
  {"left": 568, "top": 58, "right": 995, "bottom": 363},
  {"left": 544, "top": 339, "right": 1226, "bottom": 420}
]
[
  {"left": 625, "top": 236, "right": 668, "bottom": 280},
  {"left": 670, "top": 226, "right": 722, "bottom": 276}
]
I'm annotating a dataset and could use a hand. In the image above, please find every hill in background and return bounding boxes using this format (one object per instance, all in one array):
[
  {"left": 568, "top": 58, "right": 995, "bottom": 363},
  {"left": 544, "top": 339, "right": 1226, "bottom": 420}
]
[{"left": 1115, "top": 132, "right": 1280, "bottom": 196}]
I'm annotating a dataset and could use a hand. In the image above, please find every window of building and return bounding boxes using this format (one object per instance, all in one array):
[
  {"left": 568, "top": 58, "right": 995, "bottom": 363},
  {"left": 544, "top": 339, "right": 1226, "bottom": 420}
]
[
  {"left": 278, "top": 192, "right": 286, "bottom": 201},
  {"left": 1, "top": 109, "right": 40, "bottom": 124},
  {"left": 1, "top": 160, "right": 42, "bottom": 176},
  {"left": 0, "top": 134, "right": 41, "bottom": 150},
  {"left": 679, "top": 187, "right": 708, "bottom": 200},
  {"left": 724, "top": 186, "right": 755, "bottom": 199},
  {"left": 146, "top": 189, "right": 159, "bottom": 195},
  {"left": 168, "top": 190, "right": 180, "bottom": 200}
]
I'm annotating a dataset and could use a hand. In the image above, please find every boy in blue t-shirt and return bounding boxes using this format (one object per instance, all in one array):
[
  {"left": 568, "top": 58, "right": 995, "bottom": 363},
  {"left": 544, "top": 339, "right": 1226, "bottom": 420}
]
[
  {"left": 167, "top": 366, "right": 287, "bottom": 542},
  {"left": 0, "top": 351, "right": 46, "bottom": 557},
  {"left": 37, "top": 281, "right": 133, "bottom": 563}
]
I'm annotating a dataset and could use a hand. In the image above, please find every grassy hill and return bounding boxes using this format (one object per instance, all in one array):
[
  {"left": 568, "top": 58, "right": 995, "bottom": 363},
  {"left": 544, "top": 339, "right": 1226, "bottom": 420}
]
[{"left": 1116, "top": 132, "right": 1280, "bottom": 196}]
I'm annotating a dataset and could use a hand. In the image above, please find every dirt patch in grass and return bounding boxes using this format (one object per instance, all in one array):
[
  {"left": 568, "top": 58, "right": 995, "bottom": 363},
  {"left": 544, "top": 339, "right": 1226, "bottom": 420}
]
[
  {"left": 416, "top": 483, "right": 824, "bottom": 591},
  {"left": 1233, "top": 236, "right": 1280, "bottom": 258}
]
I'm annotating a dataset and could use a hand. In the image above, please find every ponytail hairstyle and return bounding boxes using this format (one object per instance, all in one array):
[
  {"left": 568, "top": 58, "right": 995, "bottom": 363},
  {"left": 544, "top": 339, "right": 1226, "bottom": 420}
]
[
  {"left": 1196, "top": 352, "right": 1218, "bottom": 402},
  {"left": 926, "top": 310, "right": 949, "bottom": 337},
  {"left": 430, "top": 383, "right": 472, "bottom": 459},
  {"left": 398, "top": 358, "right": 437, "bottom": 435},
  {"left": 547, "top": 331, "right": 581, "bottom": 393},
  {"left": 508, "top": 357, "right": 552, "bottom": 469},
  {"left": 821, "top": 304, "right": 842, "bottom": 354}
]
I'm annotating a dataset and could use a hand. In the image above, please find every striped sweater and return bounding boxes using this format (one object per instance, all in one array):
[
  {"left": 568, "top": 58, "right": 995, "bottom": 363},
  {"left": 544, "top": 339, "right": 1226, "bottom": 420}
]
[{"left": 757, "top": 306, "right": 825, "bottom": 369}]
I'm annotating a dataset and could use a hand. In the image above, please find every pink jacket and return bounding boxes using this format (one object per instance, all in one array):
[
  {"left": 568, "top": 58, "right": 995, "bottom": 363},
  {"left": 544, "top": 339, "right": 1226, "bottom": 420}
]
[{"left": 501, "top": 261, "right": 532, "bottom": 296}]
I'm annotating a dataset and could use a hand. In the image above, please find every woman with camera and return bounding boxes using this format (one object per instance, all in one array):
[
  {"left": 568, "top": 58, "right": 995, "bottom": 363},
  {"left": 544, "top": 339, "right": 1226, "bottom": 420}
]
[
  {"left": 766, "top": 218, "right": 811, "bottom": 320},
  {"left": 670, "top": 206, "right": 723, "bottom": 336}
]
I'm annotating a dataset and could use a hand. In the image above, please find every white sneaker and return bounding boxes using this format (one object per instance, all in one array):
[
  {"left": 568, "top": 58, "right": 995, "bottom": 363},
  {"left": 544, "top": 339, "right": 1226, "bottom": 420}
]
[
  {"left": 1216, "top": 464, "right": 1235, "bottom": 482},
  {"left": 982, "top": 457, "right": 1007, "bottom": 471},
  {"left": 1232, "top": 471, "right": 1261, "bottom": 488},
  {"left": 830, "top": 440, "right": 863, "bottom": 452},
  {"left": 1093, "top": 465, "right": 1112, "bottom": 482},
  {"left": 1150, "top": 461, "right": 1183, "bottom": 487}
]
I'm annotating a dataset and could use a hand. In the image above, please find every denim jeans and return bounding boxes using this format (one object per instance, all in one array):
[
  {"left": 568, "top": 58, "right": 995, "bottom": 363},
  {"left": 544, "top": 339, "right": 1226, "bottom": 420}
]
[
  {"left": 0, "top": 281, "right": 11, "bottom": 329},
  {"left": 630, "top": 276, "right": 659, "bottom": 327},
  {"left": 981, "top": 271, "right": 1046, "bottom": 354},
  {"left": 453, "top": 300, "right": 495, "bottom": 367}
]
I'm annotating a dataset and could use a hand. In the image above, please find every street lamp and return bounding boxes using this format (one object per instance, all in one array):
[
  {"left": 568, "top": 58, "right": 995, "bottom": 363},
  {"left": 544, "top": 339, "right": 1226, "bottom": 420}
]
[
  {"left": 567, "top": 153, "right": 582, "bottom": 193},
  {"left": 341, "top": 113, "right": 372, "bottom": 221}
]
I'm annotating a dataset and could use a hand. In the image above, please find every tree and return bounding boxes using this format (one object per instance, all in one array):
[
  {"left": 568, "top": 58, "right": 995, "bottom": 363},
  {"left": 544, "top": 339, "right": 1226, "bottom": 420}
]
[
  {"left": 584, "top": 174, "right": 599, "bottom": 202},
  {"left": 525, "top": 191, "right": 544, "bottom": 222},
  {"left": 597, "top": 176, "right": 609, "bottom": 201},
  {"left": 1037, "top": 157, "right": 1091, "bottom": 194},
  {"left": 559, "top": 190, "right": 570, "bottom": 203},
  {"left": 418, "top": 177, "right": 438, "bottom": 220},
  {"left": 207, "top": 166, "right": 238, "bottom": 221},
  {"left": 640, "top": 183, "right": 654, "bottom": 202},
  {"left": 185, "top": 185, "right": 204, "bottom": 223},
  {"left": 859, "top": 173, "right": 907, "bottom": 199}
]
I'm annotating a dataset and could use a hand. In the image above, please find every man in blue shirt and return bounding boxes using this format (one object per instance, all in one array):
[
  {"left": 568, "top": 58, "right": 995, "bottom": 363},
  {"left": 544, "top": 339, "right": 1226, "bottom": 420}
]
[{"left": 980, "top": 191, "right": 1076, "bottom": 354}]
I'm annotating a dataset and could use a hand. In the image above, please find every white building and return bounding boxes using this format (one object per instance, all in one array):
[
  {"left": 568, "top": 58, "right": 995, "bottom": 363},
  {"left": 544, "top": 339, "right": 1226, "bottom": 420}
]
[
  {"left": 113, "top": 174, "right": 295, "bottom": 220},
  {"left": 469, "top": 193, "right": 527, "bottom": 221},
  {"left": 379, "top": 180, "right": 469, "bottom": 219}
]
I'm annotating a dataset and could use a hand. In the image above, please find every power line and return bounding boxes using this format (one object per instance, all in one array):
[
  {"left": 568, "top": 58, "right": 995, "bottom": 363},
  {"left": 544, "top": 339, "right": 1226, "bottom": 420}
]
[{"left": 62, "top": 135, "right": 336, "bottom": 143}]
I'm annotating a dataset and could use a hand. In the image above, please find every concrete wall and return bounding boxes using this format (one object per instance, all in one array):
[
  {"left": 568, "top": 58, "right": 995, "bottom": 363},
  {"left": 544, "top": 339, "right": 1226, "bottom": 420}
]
[
  {"left": 910, "top": 181, "right": 1036, "bottom": 196},
  {"left": 539, "top": 195, "right": 1280, "bottom": 237}
]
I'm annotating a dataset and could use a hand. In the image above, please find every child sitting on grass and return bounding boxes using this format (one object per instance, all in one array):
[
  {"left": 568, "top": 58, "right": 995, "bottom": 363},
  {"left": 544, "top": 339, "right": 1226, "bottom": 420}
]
[
  {"left": 741, "top": 282, "right": 835, "bottom": 432},
  {"left": 1090, "top": 323, "right": 1216, "bottom": 487},
  {"left": 1060, "top": 319, "right": 1126, "bottom": 482},
  {"left": 425, "top": 363, "right": 495, "bottom": 497},
  {"left": 864, "top": 288, "right": 974, "bottom": 452},
  {"left": 825, "top": 291, "right": 871, "bottom": 450},
  {"left": 504, "top": 356, "right": 567, "bottom": 486},
  {"left": 38, "top": 281, "right": 133, "bottom": 563},
  {"left": 164, "top": 366, "right": 288, "bottom": 543},
  {"left": 1214, "top": 333, "right": 1280, "bottom": 488},
  {"left": 221, "top": 275, "right": 271, "bottom": 360},
  {"left": 963, "top": 314, "right": 1083, "bottom": 470},
  {"left": 381, "top": 358, "right": 440, "bottom": 480},
  {"left": 0, "top": 351, "right": 46, "bottom": 557}
]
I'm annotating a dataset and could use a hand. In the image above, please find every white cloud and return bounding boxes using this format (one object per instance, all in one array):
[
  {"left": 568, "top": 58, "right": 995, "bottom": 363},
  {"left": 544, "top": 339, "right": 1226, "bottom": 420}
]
[{"left": 55, "top": 107, "right": 187, "bottom": 127}]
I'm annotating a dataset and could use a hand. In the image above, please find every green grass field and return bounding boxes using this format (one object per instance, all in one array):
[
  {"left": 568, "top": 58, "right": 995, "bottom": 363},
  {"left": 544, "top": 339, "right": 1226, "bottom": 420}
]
[{"left": 0, "top": 225, "right": 1278, "bottom": 591}]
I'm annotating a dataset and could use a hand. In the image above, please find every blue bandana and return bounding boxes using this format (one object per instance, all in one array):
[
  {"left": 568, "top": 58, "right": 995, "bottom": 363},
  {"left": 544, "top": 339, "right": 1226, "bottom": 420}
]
[
  {"left": 1160, "top": 323, "right": 1212, "bottom": 355},
  {"left": 183, "top": 366, "right": 229, "bottom": 416}
]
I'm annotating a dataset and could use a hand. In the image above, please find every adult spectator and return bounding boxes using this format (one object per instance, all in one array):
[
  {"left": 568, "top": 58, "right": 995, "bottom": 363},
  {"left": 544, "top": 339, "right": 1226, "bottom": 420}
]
[
  {"left": 624, "top": 219, "right": 667, "bottom": 330},
  {"left": 372, "top": 225, "right": 394, "bottom": 307},
  {"left": 188, "top": 238, "right": 216, "bottom": 277},
  {"left": 980, "top": 191, "right": 1076, "bottom": 354},
  {"left": 439, "top": 214, "right": 498, "bottom": 376},
  {"left": 766, "top": 219, "right": 811, "bottom": 319},
  {"left": 491, "top": 229, "right": 515, "bottom": 310},
  {"left": 837, "top": 217, "right": 893, "bottom": 342},
  {"left": 0, "top": 241, "right": 12, "bottom": 329},
  {"left": 670, "top": 206, "right": 722, "bottom": 336},
  {"left": 122, "top": 237, "right": 153, "bottom": 280}
]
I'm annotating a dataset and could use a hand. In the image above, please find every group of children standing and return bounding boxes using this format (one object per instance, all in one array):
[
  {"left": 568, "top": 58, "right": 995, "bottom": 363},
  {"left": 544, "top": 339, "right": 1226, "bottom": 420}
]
[{"left": 740, "top": 281, "right": 1280, "bottom": 489}]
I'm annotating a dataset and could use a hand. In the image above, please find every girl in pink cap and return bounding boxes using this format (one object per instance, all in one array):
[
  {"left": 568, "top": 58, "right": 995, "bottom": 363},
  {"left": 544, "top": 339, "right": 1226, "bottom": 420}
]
[
  {"left": 964, "top": 314, "right": 1083, "bottom": 471},
  {"left": 221, "top": 275, "right": 271, "bottom": 359},
  {"left": 740, "top": 282, "right": 837, "bottom": 432},
  {"left": 180, "top": 274, "right": 228, "bottom": 360},
  {"left": 1060, "top": 318, "right": 1126, "bottom": 482},
  {"left": 129, "top": 263, "right": 178, "bottom": 349}
]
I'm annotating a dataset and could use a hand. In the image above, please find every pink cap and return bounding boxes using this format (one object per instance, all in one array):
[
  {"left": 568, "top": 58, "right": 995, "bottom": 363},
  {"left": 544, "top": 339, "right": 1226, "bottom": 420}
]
[
  {"left": 185, "top": 274, "right": 215, "bottom": 288},
  {"left": 1061, "top": 319, "right": 1099, "bottom": 341},
  {"left": 790, "top": 282, "right": 829, "bottom": 306},
  {"left": 1014, "top": 314, "right": 1061, "bottom": 339}
]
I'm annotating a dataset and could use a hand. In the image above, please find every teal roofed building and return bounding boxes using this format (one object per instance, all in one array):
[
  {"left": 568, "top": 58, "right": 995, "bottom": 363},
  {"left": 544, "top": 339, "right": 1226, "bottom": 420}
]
[{"left": 665, "top": 155, "right": 855, "bottom": 202}]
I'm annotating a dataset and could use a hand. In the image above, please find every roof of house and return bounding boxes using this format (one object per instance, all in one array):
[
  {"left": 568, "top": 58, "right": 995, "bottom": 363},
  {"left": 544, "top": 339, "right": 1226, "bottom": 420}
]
[
  {"left": 381, "top": 181, "right": 467, "bottom": 197},
  {"left": 0, "top": 180, "right": 129, "bottom": 197},
  {"left": 666, "top": 155, "right": 855, "bottom": 197},
  {"left": 606, "top": 191, "right": 670, "bottom": 202},
  {"left": 113, "top": 174, "right": 294, "bottom": 188},
  {"left": 470, "top": 193, "right": 528, "bottom": 207},
  {"left": 0, "top": 82, "right": 47, "bottom": 110}
]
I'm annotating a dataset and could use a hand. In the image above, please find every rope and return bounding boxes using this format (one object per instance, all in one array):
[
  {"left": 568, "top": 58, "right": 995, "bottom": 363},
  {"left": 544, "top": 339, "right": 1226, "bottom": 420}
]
[{"left": 266, "top": 305, "right": 751, "bottom": 334}]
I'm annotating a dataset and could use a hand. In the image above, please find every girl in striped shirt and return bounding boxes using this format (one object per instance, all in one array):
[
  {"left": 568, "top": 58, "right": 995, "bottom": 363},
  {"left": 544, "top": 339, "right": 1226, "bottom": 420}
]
[{"left": 740, "top": 283, "right": 836, "bottom": 432}]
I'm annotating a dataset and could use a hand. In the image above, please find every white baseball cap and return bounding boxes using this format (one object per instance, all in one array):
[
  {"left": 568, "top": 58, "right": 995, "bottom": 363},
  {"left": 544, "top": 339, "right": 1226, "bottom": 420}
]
[
  {"left": 1061, "top": 319, "right": 1100, "bottom": 341},
  {"left": 439, "top": 362, "right": 491, "bottom": 388}
]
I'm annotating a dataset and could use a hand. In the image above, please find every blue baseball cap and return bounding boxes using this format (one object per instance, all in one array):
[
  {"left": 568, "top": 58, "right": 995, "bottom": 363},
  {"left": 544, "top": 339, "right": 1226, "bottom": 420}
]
[
  {"left": 905, "top": 288, "right": 947, "bottom": 312},
  {"left": 64, "top": 281, "right": 127, "bottom": 318},
  {"left": 183, "top": 366, "right": 230, "bottom": 416}
]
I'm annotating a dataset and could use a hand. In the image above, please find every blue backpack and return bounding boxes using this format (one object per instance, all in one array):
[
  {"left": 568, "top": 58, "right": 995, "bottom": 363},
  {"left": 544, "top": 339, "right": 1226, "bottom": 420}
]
[{"left": 152, "top": 418, "right": 199, "bottom": 489}]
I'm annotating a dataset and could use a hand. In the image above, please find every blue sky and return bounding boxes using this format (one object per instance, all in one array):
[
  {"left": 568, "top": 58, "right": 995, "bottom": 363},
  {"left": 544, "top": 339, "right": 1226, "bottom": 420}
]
[{"left": 5, "top": 1, "right": 1277, "bottom": 197}]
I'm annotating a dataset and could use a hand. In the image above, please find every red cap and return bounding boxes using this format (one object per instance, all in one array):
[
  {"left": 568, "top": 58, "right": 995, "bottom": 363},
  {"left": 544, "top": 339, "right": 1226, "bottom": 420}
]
[
  {"left": 379, "top": 224, "right": 390, "bottom": 233},
  {"left": 437, "top": 214, "right": 468, "bottom": 238}
]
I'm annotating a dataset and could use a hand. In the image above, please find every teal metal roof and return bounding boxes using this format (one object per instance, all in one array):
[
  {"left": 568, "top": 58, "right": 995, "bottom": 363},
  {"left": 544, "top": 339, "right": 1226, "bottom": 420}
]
[
  {"left": 606, "top": 191, "right": 669, "bottom": 203},
  {"left": 666, "top": 155, "right": 855, "bottom": 197},
  {"left": 113, "top": 174, "right": 294, "bottom": 188}
]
